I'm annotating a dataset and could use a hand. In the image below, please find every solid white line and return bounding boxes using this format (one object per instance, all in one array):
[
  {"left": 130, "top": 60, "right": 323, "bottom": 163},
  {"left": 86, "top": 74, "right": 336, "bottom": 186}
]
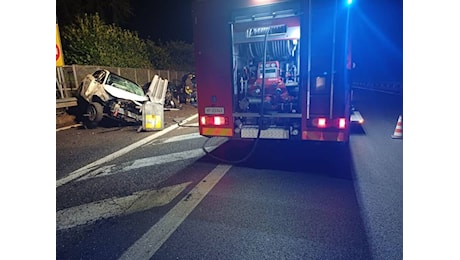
[
  {"left": 56, "top": 182, "right": 191, "bottom": 231},
  {"left": 118, "top": 164, "right": 232, "bottom": 260},
  {"left": 56, "top": 113, "right": 198, "bottom": 188}
]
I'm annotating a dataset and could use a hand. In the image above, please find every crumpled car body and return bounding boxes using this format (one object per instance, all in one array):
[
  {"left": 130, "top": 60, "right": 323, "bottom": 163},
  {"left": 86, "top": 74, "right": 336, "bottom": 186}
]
[{"left": 76, "top": 69, "right": 150, "bottom": 128}]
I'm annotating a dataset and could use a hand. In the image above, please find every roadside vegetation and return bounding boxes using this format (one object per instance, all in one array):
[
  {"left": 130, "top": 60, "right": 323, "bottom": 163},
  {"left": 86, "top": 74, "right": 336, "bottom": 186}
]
[{"left": 57, "top": 0, "right": 194, "bottom": 72}]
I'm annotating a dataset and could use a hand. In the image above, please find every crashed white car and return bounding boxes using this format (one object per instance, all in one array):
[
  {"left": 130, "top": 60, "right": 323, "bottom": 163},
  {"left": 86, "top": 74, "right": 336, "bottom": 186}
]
[{"left": 76, "top": 69, "right": 163, "bottom": 128}]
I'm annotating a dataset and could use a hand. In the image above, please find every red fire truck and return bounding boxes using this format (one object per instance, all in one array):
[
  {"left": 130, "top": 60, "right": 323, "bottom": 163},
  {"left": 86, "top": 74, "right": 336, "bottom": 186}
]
[{"left": 192, "top": 0, "right": 362, "bottom": 143}]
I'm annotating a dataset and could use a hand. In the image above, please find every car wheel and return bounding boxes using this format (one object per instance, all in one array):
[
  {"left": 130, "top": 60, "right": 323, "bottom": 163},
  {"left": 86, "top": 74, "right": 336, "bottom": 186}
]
[{"left": 84, "top": 102, "right": 104, "bottom": 129}]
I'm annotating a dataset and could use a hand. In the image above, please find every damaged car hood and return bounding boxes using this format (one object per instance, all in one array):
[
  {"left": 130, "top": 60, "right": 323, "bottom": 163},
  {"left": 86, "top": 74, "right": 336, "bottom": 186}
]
[{"left": 79, "top": 74, "right": 148, "bottom": 103}]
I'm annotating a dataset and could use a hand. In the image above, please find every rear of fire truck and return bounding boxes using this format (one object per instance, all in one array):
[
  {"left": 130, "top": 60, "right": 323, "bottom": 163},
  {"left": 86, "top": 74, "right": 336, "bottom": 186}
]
[{"left": 193, "top": 0, "right": 358, "bottom": 143}]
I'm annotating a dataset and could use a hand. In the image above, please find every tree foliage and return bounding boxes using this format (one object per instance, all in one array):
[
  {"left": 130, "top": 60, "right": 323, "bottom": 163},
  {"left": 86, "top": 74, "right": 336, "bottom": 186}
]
[
  {"left": 58, "top": 10, "right": 195, "bottom": 71},
  {"left": 163, "top": 41, "right": 195, "bottom": 72},
  {"left": 145, "top": 40, "right": 170, "bottom": 70},
  {"left": 145, "top": 40, "right": 195, "bottom": 72},
  {"left": 61, "top": 13, "right": 151, "bottom": 68}
]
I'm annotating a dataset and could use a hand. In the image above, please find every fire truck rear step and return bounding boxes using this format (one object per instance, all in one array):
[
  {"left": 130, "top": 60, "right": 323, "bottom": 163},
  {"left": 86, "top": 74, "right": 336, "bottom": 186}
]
[{"left": 240, "top": 126, "right": 289, "bottom": 139}]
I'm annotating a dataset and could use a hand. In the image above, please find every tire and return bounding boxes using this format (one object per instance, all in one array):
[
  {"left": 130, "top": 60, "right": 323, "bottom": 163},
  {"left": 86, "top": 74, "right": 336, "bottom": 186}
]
[{"left": 84, "top": 102, "right": 104, "bottom": 129}]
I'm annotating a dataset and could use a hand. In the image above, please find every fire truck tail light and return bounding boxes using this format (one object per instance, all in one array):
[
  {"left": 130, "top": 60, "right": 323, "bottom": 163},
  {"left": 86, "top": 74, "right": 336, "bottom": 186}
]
[
  {"left": 214, "top": 116, "right": 225, "bottom": 125},
  {"left": 200, "top": 116, "right": 207, "bottom": 125},
  {"left": 200, "top": 115, "right": 228, "bottom": 126},
  {"left": 339, "top": 118, "right": 346, "bottom": 129},
  {"left": 312, "top": 117, "right": 347, "bottom": 129},
  {"left": 318, "top": 118, "right": 327, "bottom": 128}
]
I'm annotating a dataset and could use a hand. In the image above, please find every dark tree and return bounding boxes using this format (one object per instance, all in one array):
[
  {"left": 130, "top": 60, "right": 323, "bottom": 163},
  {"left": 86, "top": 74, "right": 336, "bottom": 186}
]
[{"left": 57, "top": 0, "right": 134, "bottom": 28}]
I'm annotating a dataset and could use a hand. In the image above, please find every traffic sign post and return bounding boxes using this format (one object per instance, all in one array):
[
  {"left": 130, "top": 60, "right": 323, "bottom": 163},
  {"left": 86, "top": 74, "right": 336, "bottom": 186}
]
[{"left": 56, "top": 23, "right": 64, "bottom": 67}]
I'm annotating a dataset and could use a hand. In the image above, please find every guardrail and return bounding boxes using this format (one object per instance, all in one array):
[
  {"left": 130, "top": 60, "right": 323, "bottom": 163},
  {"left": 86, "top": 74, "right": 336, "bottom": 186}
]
[{"left": 352, "top": 81, "right": 402, "bottom": 95}]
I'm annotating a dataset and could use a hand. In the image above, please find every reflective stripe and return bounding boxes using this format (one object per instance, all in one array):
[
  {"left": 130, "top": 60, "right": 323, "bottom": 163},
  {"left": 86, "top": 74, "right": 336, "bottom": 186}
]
[
  {"left": 202, "top": 127, "right": 233, "bottom": 137},
  {"left": 302, "top": 131, "right": 347, "bottom": 142}
]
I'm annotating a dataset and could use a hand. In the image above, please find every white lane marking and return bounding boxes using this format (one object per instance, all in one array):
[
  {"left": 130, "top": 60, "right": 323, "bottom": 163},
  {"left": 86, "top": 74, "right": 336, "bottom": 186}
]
[
  {"left": 119, "top": 164, "right": 232, "bottom": 260},
  {"left": 56, "top": 123, "right": 83, "bottom": 132},
  {"left": 161, "top": 132, "right": 201, "bottom": 143},
  {"left": 56, "top": 114, "right": 198, "bottom": 188},
  {"left": 177, "top": 122, "right": 199, "bottom": 127},
  {"left": 56, "top": 182, "right": 192, "bottom": 231},
  {"left": 122, "top": 146, "right": 217, "bottom": 172},
  {"left": 78, "top": 165, "right": 117, "bottom": 181},
  {"left": 78, "top": 146, "right": 219, "bottom": 181}
]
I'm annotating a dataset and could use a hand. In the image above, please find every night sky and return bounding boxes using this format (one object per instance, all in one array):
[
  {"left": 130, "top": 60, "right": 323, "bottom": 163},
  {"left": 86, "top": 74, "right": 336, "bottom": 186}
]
[
  {"left": 351, "top": 0, "right": 403, "bottom": 82},
  {"left": 128, "top": 0, "right": 194, "bottom": 43},
  {"left": 129, "top": 0, "right": 402, "bottom": 82}
]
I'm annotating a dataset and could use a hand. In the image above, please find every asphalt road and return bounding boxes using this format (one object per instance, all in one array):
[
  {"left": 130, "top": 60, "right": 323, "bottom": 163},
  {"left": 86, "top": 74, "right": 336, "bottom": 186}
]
[{"left": 56, "top": 89, "right": 402, "bottom": 259}]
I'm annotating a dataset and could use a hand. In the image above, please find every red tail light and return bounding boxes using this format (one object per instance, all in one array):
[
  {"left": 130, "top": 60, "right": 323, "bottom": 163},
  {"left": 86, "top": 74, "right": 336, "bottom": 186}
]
[
  {"left": 339, "top": 118, "right": 346, "bottom": 129},
  {"left": 312, "top": 117, "right": 347, "bottom": 129},
  {"left": 200, "top": 116, "right": 207, "bottom": 125},
  {"left": 200, "top": 116, "right": 228, "bottom": 126},
  {"left": 318, "top": 118, "right": 327, "bottom": 128}
]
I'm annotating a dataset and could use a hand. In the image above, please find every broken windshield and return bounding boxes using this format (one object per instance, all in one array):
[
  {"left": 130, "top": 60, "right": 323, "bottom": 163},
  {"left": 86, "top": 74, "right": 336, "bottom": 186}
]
[{"left": 105, "top": 73, "right": 145, "bottom": 97}]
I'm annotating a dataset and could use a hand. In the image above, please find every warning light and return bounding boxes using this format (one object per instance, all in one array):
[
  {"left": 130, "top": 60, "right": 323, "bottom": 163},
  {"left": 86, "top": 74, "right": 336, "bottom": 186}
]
[{"left": 347, "top": 0, "right": 353, "bottom": 5}]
